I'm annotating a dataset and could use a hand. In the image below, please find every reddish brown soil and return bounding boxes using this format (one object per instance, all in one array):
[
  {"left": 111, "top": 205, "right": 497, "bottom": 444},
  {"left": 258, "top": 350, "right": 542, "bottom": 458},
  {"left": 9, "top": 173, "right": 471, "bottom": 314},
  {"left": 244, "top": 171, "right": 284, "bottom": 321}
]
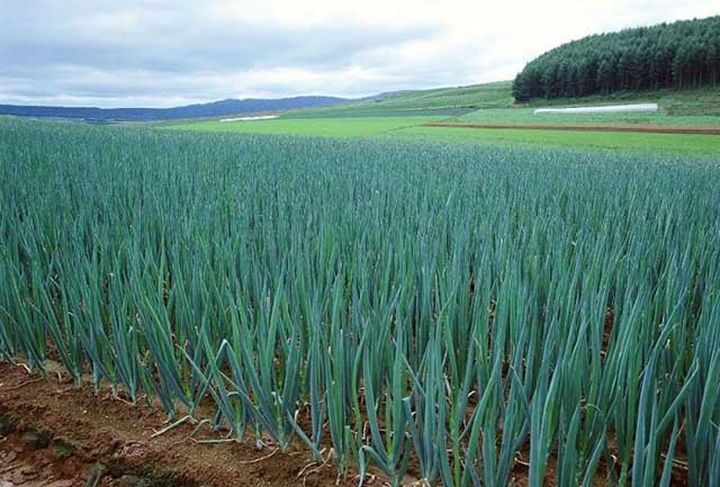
[
  {"left": 1, "top": 358, "right": 688, "bottom": 486},
  {"left": 0, "top": 362, "right": 346, "bottom": 486},
  {"left": 424, "top": 122, "right": 720, "bottom": 135}
]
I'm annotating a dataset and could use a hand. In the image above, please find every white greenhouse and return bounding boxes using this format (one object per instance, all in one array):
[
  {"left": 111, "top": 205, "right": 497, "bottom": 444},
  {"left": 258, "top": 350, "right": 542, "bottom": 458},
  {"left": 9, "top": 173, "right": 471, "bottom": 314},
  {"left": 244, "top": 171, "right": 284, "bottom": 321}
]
[{"left": 534, "top": 103, "right": 658, "bottom": 115}]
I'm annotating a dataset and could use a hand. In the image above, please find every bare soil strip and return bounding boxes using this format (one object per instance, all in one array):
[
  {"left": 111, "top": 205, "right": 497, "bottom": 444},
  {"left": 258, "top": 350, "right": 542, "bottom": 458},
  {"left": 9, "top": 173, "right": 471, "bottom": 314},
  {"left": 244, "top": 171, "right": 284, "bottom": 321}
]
[
  {"left": 424, "top": 122, "right": 720, "bottom": 135},
  {"left": 0, "top": 362, "right": 342, "bottom": 486},
  {"left": 1, "top": 360, "right": 689, "bottom": 486}
]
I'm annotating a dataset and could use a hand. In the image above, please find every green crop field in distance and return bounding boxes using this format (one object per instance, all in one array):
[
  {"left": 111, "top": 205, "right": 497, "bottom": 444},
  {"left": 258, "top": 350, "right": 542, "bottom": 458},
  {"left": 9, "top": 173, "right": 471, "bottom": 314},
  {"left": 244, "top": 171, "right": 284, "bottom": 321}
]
[
  {"left": 166, "top": 82, "right": 720, "bottom": 157},
  {"left": 167, "top": 115, "right": 720, "bottom": 157},
  {"left": 456, "top": 107, "right": 720, "bottom": 127},
  {"left": 391, "top": 125, "right": 720, "bottom": 157},
  {"left": 166, "top": 116, "right": 446, "bottom": 137}
]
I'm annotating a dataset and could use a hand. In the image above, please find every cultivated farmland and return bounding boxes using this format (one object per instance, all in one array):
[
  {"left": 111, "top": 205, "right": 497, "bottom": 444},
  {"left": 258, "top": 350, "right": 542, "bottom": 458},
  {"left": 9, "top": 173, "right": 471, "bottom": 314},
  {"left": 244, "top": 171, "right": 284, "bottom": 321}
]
[
  {"left": 167, "top": 82, "right": 720, "bottom": 157},
  {"left": 1, "top": 119, "right": 719, "bottom": 485}
]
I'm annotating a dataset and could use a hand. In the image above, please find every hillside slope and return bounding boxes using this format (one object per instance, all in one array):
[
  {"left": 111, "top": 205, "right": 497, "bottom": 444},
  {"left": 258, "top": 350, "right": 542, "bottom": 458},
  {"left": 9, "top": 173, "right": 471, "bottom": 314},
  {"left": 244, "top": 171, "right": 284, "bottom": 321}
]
[
  {"left": 458, "top": 85, "right": 720, "bottom": 126},
  {"left": 282, "top": 81, "right": 513, "bottom": 118},
  {"left": 283, "top": 81, "right": 720, "bottom": 120}
]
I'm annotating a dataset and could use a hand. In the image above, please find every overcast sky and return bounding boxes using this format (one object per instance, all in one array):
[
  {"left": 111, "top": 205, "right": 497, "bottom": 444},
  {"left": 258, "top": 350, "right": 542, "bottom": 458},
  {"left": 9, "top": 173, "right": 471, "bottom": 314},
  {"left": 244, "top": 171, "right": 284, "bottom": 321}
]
[{"left": 0, "top": 1, "right": 716, "bottom": 108}]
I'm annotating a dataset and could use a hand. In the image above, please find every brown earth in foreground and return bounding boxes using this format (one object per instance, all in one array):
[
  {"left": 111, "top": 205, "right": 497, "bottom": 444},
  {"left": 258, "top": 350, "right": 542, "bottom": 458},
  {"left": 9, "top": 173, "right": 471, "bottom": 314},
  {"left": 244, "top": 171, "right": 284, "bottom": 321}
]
[
  {"left": 1, "top": 359, "right": 687, "bottom": 487},
  {"left": 0, "top": 360, "right": 545, "bottom": 487},
  {"left": 0, "top": 362, "right": 345, "bottom": 487},
  {"left": 424, "top": 122, "right": 720, "bottom": 135}
]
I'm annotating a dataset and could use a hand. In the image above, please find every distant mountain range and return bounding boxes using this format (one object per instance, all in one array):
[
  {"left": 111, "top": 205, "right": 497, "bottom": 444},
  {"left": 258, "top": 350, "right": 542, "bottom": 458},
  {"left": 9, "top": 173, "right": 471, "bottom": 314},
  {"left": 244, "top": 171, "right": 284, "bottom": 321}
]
[{"left": 0, "top": 96, "right": 349, "bottom": 122}]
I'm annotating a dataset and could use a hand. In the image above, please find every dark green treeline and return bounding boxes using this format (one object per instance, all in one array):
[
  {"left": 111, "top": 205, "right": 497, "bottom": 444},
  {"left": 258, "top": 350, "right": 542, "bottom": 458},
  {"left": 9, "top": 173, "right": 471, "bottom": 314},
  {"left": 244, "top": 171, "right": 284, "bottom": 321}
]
[{"left": 512, "top": 16, "right": 720, "bottom": 101}]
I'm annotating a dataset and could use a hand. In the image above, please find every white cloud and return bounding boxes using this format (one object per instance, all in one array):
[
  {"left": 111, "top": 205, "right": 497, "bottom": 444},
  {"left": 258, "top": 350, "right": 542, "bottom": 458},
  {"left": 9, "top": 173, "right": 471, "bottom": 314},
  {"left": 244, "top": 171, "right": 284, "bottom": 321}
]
[{"left": 0, "top": 0, "right": 716, "bottom": 107}]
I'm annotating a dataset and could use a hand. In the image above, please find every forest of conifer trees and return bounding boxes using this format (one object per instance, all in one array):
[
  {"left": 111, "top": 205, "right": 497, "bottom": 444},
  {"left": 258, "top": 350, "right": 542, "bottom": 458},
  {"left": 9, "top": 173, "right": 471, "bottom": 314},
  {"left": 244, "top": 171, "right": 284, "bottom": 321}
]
[{"left": 512, "top": 16, "right": 720, "bottom": 102}]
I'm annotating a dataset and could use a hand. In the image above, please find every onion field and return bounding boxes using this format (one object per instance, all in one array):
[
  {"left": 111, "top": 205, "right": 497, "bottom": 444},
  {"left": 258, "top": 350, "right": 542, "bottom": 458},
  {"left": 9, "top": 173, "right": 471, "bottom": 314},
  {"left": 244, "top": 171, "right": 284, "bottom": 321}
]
[{"left": 1, "top": 120, "right": 719, "bottom": 485}]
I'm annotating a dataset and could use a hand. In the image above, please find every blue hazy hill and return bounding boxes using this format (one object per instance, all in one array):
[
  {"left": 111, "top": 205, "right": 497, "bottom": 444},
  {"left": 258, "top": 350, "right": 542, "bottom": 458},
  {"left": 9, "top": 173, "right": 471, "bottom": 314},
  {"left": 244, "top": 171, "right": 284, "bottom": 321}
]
[{"left": 0, "top": 96, "right": 348, "bottom": 122}]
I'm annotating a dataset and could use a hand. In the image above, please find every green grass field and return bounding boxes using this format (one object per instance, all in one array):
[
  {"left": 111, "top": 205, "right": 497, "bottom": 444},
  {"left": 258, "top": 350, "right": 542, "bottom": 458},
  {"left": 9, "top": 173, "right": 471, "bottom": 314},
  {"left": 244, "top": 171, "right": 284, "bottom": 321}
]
[
  {"left": 167, "top": 116, "right": 720, "bottom": 157},
  {"left": 390, "top": 125, "right": 720, "bottom": 157},
  {"left": 166, "top": 82, "right": 720, "bottom": 157},
  {"left": 457, "top": 107, "right": 720, "bottom": 127},
  {"left": 282, "top": 81, "right": 513, "bottom": 118},
  {"left": 168, "top": 116, "right": 445, "bottom": 137}
]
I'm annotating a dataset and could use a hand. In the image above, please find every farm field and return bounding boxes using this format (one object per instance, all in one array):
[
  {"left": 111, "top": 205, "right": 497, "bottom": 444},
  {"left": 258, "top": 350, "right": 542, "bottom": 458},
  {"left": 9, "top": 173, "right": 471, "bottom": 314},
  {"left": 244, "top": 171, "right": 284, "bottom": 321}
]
[
  {"left": 281, "top": 81, "right": 515, "bottom": 118},
  {"left": 168, "top": 117, "right": 720, "bottom": 158},
  {"left": 455, "top": 107, "right": 720, "bottom": 128},
  {"left": 167, "top": 82, "right": 720, "bottom": 157},
  {"left": 2, "top": 118, "right": 720, "bottom": 485},
  {"left": 3, "top": 6, "right": 719, "bottom": 487},
  {"left": 167, "top": 115, "right": 446, "bottom": 137},
  {"left": 391, "top": 125, "right": 720, "bottom": 157}
]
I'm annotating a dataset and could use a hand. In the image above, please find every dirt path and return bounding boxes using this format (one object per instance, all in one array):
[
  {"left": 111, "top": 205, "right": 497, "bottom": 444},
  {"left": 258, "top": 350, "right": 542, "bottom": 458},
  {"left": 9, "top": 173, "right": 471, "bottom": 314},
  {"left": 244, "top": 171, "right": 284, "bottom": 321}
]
[
  {"left": 424, "top": 122, "right": 720, "bottom": 135},
  {"left": 0, "top": 362, "right": 344, "bottom": 486}
]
